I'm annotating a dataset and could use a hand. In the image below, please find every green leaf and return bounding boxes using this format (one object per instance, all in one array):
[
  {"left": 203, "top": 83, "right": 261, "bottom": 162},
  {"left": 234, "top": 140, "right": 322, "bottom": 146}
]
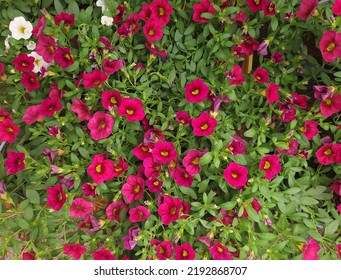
[
  {"left": 26, "top": 189, "right": 40, "bottom": 205},
  {"left": 78, "top": 147, "right": 90, "bottom": 160},
  {"left": 180, "top": 186, "right": 197, "bottom": 199},
  {"left": 244, "top": 128, "right": 257, "bottom": 138},
  {"left": 220, "top": 201, "right": 237, "bottom": 210},
  {"left": 200, "top": 152, "right": 212, "bottom": 165},
  {"left": 184, "top": 24, "right": 196, "bottom": 35},
  {"left": 324, "top": 220, "right": 339, "bottom": 236},
  {"left": 299, "top": 197, "right": 319, "bottom": 205},
  {"left": 54, "top": 0, "right": 64, "bottom": 14},
  {"left": 244, "top": 204, "right": 260, "bottom": 222}
]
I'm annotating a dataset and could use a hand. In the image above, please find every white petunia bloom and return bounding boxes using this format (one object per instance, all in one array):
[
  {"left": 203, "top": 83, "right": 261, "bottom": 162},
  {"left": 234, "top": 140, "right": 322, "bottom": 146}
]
[
  {"left": 9, "top": 16, "right": 33, "bottom": 40},
  {"left": 96, "top": 0, "right": 108, "bottom": 12},
  {"left": 101, "top": 16, "right": 114, "bottom": 26},
  {"left": 29, "top": 52, "right": 51, "bottom": 73},
  {"left": 26, "top": 41, "right": 36, "bottom": 51}
]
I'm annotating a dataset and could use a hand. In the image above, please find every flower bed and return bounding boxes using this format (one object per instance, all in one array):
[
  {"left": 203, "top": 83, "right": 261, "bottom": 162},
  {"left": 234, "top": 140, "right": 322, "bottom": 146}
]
[{"left": 0, "top": 0, "right": 340, "bottom": 260}]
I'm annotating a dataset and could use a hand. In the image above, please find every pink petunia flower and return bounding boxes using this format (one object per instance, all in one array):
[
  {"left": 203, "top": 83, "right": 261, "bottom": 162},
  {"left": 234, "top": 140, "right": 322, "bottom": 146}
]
[
  {"left": 209, "top": 242, "right": 233, "bottom": 260},
  {"left": 266, "top": 82, "right": 280, "bottom": 104},
  {"left": 0, "top": 119, "right": 20, "bottom": 143},
  {"left": 150, "top": 0, "right": 173, "bottom": 25},
  {"left": 242, "top": 198, "right": 262, "bottom": 217},
  {"left": 172, "top": 167, "right": 194, "bottom": 188},
  {"left": 332, "top": 0, "right": 341, "bottom": 15},
  {"left": 54, "top": 12, "right": 75, "bottom": 27},
  {"left": 143, "top": 20, "right": 164, "bottom": 42},
  {"left": 280, "top": 108, "right": 296, "bottom": 123},
  {"left": 87, "top": 111, "right": 114, "bottom": 140},
  {"left": 225, "top": 65, "right": 245, "bottom": 85},
  {"left": 276, "top": 139, "right": 299, "bottom": 155},
  {"left": 71, "top": 98, "right": 92, "bottom": 121},
  {"left": 102, "top": 58, "right": 125, "bottom": 75},
  {"left": 183, "top": 149, "right": 206, "bottom": 176},
  {"left": 271, "top": 51, "right": 283, "bottom": 63},
  {"left": 87, "top": 154, "right": 115, "bottom": 184},
  {"left": 0, "top": 109, "right": 11, "bottom": 123},
  {"left": 117, "top": 97, "right": 145, "bottom": 122},
  {"left": 114, "top": 5, "right": 126, "bottom": 23},
  {"left": 112, "top": 157, "right": 129, "bottom": 177},
  {"left": 319, "top": 30, "right": 341, "bottom": 63},
  {"left": 227, "top": 135, "right": 247, "bottom": 155},
  {"left": 320, "top": 93, "right": 341, "bottom": 117},
  {"left": 259, "top": 155, "right": 281, "bottom": 180},
  {"left": 337, "top": 244, "right": 341, "bottom": 258},
  {"left": 315, "top": 143, "right": 339, "bottom": 165},
  {"left": 192, "top": 0, "right": 216, "bottom": 23},
  {"left": 133, "top": 143, "right": 153, "bottom": 160},
  {"left": 93, "top": 249, "right": 116, "bottom": 260},
  {"left": 152, "top": 141, "right": 178, "bottom": 164},
  {"left": 154, "top": 240, "right": 173, "bottom": 260},
  {"left": 302, "top": 238, "right": 320, "bottom": 260},
  {"left": 174, "top": 243, "right": 195, "bottom": 260},
  {"left": 143, "top": 156, "right": 162, "bottom": 178},
  {"left": 191, "top": 112, "right": 217, "bottom": 137},
  {"left": 146, "top": 177, "right": 163, "bottom": 193},
  {"left": 35, "top": 35, "right": 56, "bottom": 63},
  {"left": 330, "top": 180, "right": 341, "bottom": 196},
  {"left": 83, "top": 68, "right": 108, "bottom": 88},
  {"left": 157, "top": 195, "right": 183, "bottom": 225},
  {"left": 290, "top": 93, "right": 308, "bottom": 109},
  {"left": 46, "top": 184, "right": 66, "bottom": 211},
  {"left": 302, "top": 120, "right": 319, "bottom": 140},
  {"left": 22, "top": 104, "right": 44, "bottom": 125},
  {"left": 5, "top": 150, "right": 25, "bottom": 175},
  {"left": 185, "top": 78, "right": 210, "bottom": 103},
  {"left": 64, "top": 243, "right": 87, "bottom": 260},
  {"left": 129, "top": 206, "right": 151, "bottom": 223},
  {"left": 121, "top": 175, "right": 145, "bottom": 203},
  {"left": 41, "top": 97, "right": 62, "bottom": 117},
  {"left": 145, "top": 42, "right": 167, "bottom": 57},
  {"left": 223, "top": 162, "right": 248, "bottom": 188},
  {"left": 32, "top": 16, "right": 46, "bottom": 38},
  {"left": 106, "top": 199, "right": 129, "bottom": 222},
  {"left": 13, "top": 53, "right": 35, "bottom": 72},
  {"left": 81, "top": 182, "right": 97, "bottom": 197},
  {"left": 263, "top": 1, "right": 276, "bottom": 16},
  {"left": 175, "top": 110, "right": 191, "bottom": 125},
  {"left": 296, "top": 0, "right": 318, "bottom": 20},
  {"left": 253, "top": 67, "right": 269, "bottom": 83},
  {"left": 54, "top": 46, "right": 74, "bottom": 69},
  {"left": 21, "top": 71, "right": 40, "bottom": 92},
  {"left": 239, "top": 35, "right": 260, "bottom": 56},
  {"left": 70, "top": 197, "right": 94, "bottom": 219},
  {"left": 101, "top": 90, "right": 122, "bottom": 110},
  {"left": 122, "top": 226, "right": 140, "bottom": 250},
  {"left": 246, "top": 0, "right": 266, "bottom": 12}
]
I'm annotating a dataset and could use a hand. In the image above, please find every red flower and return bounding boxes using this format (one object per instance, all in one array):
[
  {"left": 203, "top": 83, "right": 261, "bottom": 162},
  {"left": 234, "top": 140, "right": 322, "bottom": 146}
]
[
  {"left": 101, "top": 90, "right": 122, "bottom": 110},
  {"left": 87, "top": 111, "right": 114, "bottom": 140},
  {"left": 81, "top": 182, "right": 97, "bottom": 197},
  {"left": 5, "top": 150, "right": 25, "bottom": 175},
  {"left": 223, "top": 162, "right": 248, "bottom": 188},
  {"left": 290, "top": 93, "right": 308, "bottom": 109},
  {"left": 175, "top": 110, "right": 191, "bottom": 125},
  {"left": 83, "top": 68, "right": 108, "bottom": 88},
  {"left": 70, "top": 98, "right": 91, "bottom": 121},
  {"left": 265, "top": 82, "right": 280, "bottom": 104},
  {"left": 191, "top": 112, "right": 217, "bottom": 136},
  {"left": 106, "top": 199, "right": 128, "bottom": 222},
  {"left": 120, "top": 13, "right": 140, "bottom": 36},
  {"left": 302, "top": 120, "right": 319, "bottom": 140},
  {"left": 46, "top": 184, "right": 66, "bottom": 211},
  {"left": 0, "top": 119, "right": 20, "bottom": 143},
  {"left": 263, "top": 1, "right": 276, "bottom": 16},
  {"left": 152, "top": 141, "right": 178, "bottom": 164},
  {"left": 280, "top": 108, "right": 296, "bottom": 123},
  {"left": 276, "top": 139, "right": 299, "bottom": 155},
  {"left": 64, "top": 243, "right": 87, "bottom": 260},
  {"left": 121, "top": 175, "right": 145, "bottom": 203},
  {"left": 70, "top": 197, "right": 94, "bottom": 219},
  {"left": 259, "top": 155, "right": 281, "bottom": 180},
  {"left": 13, "top": 53, "right": 35, "bottom": 72},
  {"left": 302, "top": 238, "right": 320, "bottom": 260},
  {"left": 145, "top": 42, "right": 167, "bottom": 57},
  {"left": 271, "top": 51, "right": 283, "bottom": 63},
  {"left": 143, "top": 157, "right": 162, "bottom": 178},
  {"left": 54, "top": 12, "right": 75, "bottom": 27},
  {"left": 150, "top": 0, "right": 173, "bottom": 25},
  {"left": 143, "top": 20, "right": 164, "bottom": 42},
  {"left": 172, "top": 167, "right": 194, "bottom": 188},
  {"left": 54, "top": 47, "right": 74, "bottom": 69},
  {"left": 146, "top": 177, "right": 163, "bottom": 193},
  {"left": 41, "top": 97, "right": 62, "bottom": 117},
  {"left": 192, "top": 0, "right": 216, "bottom": 23},
  {"left": 174, "top": 243, "right": 195, "bottom": 260},
  {"left": 209, "top": 242, "right": 233, "bottom": 260},
  {"left": 87, "top": 154, "right": 115, "bottom": 184},
  {"left": 315, "top": 143, "right": 338, "bottom": 165},
  {"left": 112, "top": 157, "right": 129, "bottom": 177},
  {"left": 155, "top": 240, "right": 173, "bottom": 260},
  {"left": 21, "top": 71, "right": 40, "bottom": 92},
  {"left": 158, "top": 195, "right": 183, "bottom": 225},
  {"left": 0, "top": 109, "right": 11, "bottom": 123},
  {"left": 102, "top": 58, "right": 125, "bottom": 75},
  {"left": 93, "top": 249, "right": 116, "bottom": 260},
  {"left": 133, "top": 143, "right": 153, "bottom": 160},
  {"left": 32, "top": 16, "right": 46, "bottom": 38},
  {"left": 117, "top": 97, "right": 145, "bottom": 122},
  {"left": 129, "top": 206, "right": 151, "bottom": 223},
  {"left": 253, "top": 67, "right": 269, "bottom": 83},
  {"left": 246, "top": 0, "right": 266, "bottom": 12},
  {"left": 332, "top": 0, "right": 341, "bottom": 15},
  {"left": 239, "top": 36, "right": 260, "bottom": 56},
  {"left": 330, "top": 180, "right": 341, "bottom": 196},
  {"left": 319, "top": 30, "right": 341, "bottom": 63},
  {"left": 227, "top": 136, "right": 247, "bottom": 155},
  {"left": 225, "top": 65, "right": 245, "bottom": 85},
  {"left": 183, "top": 149, "right": 206, "bottom": 176},
  {"left": 296, "top": 0, "right": 318, "bottom": 20},
  {"left": 320, "top": 93, "right": 341, "bottom": 117},
  {"left": 35, "top": 35, "right": 56, "bottom": 63},
  {"left": 22, "top": 104, "right": 44, "bottom": 125},
  {"left": 185, "top": 78, "right": 210, "bottom": 103}
]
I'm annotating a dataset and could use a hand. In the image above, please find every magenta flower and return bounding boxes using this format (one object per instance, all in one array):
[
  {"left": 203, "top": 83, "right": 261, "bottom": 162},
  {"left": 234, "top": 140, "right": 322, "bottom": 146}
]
[
  {"left": 106, "top": 199, "right": 128, "bottom": 222},
  {"left": 337, "top": 244, "right": 341, "bottom": 258},
  {"left": 35, "top": 35, "right": 56, "bottom": 63},
  {"left": 32, "top": 16, "right": 46, "bottom": 38},
  {"left": 13, "top": 53, "right": 35, "bottom": 72},
  {"left": 185, "top": 78, "right": 210, "bottom": 103},
  {"left": 81, "top": 182, "right": 97, "bottom": 197},
  {"left": 183, "top": 149, "right": 206, "bottom": 176},
  {"left": 276, "top": 139, "right": 299, "bottom": 155},
  {"left": 319, "top": 30, "right": 341, "bottom": 63},
  {"left": 70, "top": 197, "right": 94, "bottom": 219},
  {"left": 320, "top": 93, "right": 341, "bottom": 117},
  {"left": 226, "top": 136, "right": 247, "bottom": 155},
  {"left": 266, "top": 82, "right": 280, "bottom": 104},
  {"left": 246, "top": 0, "right": 266, "bottom": 12},
  {"left": 225, "top": 65, "right": 244, "bottom": 85},
  {"left": 259, "top": 155, "right": 281, "bottom": 180},
  {"left": 223, "top": 162, "right": 248, "bottom": 188},
  {"left": 129, "top": 206, "right": 151, "bottom": 223},
  {"left": 290, "top": 93, "right": 308, "bottom": 109},
  {"left": 54, "top": 46, "right": 74, "bottom": 69},
  {"left": 239, "top": 35, "right": 260, "bottom": 56},
  {"left": 121, "top": 175, "right": 145, "bottom": 203},
  {"left": 54, "top": 12, "right": 75, "bottom": 27},
  {"left": 101, "top": 90, "right": 122, "bottom": 109},
  {"left": 87, "top": 111, "right": 114, "bottom": 140},
  {"left": 302, "top": 238, "right": 320, "bottom": 260},
  {"left": 315, "top": 143, "right": 339, "bottom": 165},
  {"left": 41, "top": 97, "right": 62, "bottom": 117},
  {"left": 112, "top": 157, "right": 129, "bottom": 177},
  {"left": 191, "top": 112, "right": 217, "bottom": 137},
  {"left": 87, "top": 154, "right": 115, "bottom": 184},
  {"left": 209, "top": 242, "right": 233, "bottom": 260},
  {"left": 0, "top": 119, "right": 20, "bottom": 143},
  {"left": 21, "top": 71, "right": 40, "bottom": 92},
  {"left": 302, "top": 120, "right": 319, "bottom": 140},
  {"left": 330, "top": 180, "right": 341, "bottom": 196},
  {"left": 271, "top": 51, "right": 283, "bottom": 63},
  {"left": 172, "top": 167, "right": 194, "bottom": 188},
  {"left": 154, "top": 240, "right": 173, "bottom": 260},
  {"left": 46, "top": 184, "right": 66, "bottom": 211},
  {"left": 133, "top": 143, "right": 153, "bottom": 160},
  {"left": 253, "top": 67, "right": 269, "bottom": 84},
  {"left": 122, "top": 226, "right": 140, "bottom": 250},
  {"left": 158, "top": 195, "right": 183, "bottom": 225},
  {"left": 83, "top": 68, "right": 108, "bottom": 88},
  {"left": 22, "top": 104, "right": 44, "bottom": 125},
  {"left": 152, "top": 141, "right": 178, "bottom": 164},
  {"left": 150, "top": 0, "right": 173, "bottom": 25},
  {"left": 93, "top": 249, "right": 116, "bottom": 260},
  {"left": 5, "top": 150, "right": 25, "bottom": 175},
  {"left": 175, "top": 110, "right": 191, "bottom": 125},
  {"left": 64, "top": 243, "right": 87, "bottom": 260},
  {"left": 102, "top": 58, "right": 125, "bottom": 75},
  {"left": 174, "top": 243, "right": 195, "bottom": 260},
  {"left": 146, "top": 177, "right": 163, "bottom": 193},
  {"left": 117, "top": 97, "right": 145, "bottom": 122},
  {"left": 143, "top": 156, "right": 162, "bottom": 178},
  {"left": 143, "top": 20, "right": 164, "bottom": 42},
  {"left": 192, "top": 0, "right": 216, "bottom": 23},
  {"left": 296, "top": 0, "right": 318, "bottom": 20},
  {"left": 332, "top": 0, "right": 341, "bottom": 15},
  {"left": 71, "top": 98, "right": 92, "bottom": 121}
]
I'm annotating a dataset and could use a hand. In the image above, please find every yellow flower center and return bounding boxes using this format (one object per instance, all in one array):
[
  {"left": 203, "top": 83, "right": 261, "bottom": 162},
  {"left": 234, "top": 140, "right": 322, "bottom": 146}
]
[
  {"left": 254, "top": 0, "right": 260, "bottom": 5},
  {"left": 200, "top": 124, "right": 208, "bottom": 130},
  {"left": 326, "top": 42, "right": 336, "bottom": 52},
  {"left": 20, "top": 26, "right": 26, "bottom": 34},
  {"left": 142, "top": 146, "right": 148, "bottom": 152},
  {"left": 110, "top": 97, "right": 117, "bottom": 104},
  {"left": 324, "top": 148, "right": 332, "bottom": 156},
  {"left": 325, "top": 98, "right": 332, "bottom": 105},
  {"left": 263, "top": 161, "right": 271, "bottom": 170},
  {"left": 148, "top": 29, "right": 155, "bottom": 36},
  {"left": 95, "top": 164, "right": 102, "bottom": 173},
  {"left": 161, "top": 151, "right": 169, "bottom": 157},
  {"left": 64, "top": 53, "right": 71, "bottom": 61},
  {"left": 58, "top": 193, "right": 63, "bottom": 201},
  {"left": 159, "top": 246, "right": 165, "bottom": 254},
  {"left": 0, "top": 116, "right": 5, "bottom": 122},
  {"left": 231, "top": 172, "right": 238, "bottom": 179},
  {"left": 217, "top": 246, "right": 223, "bottom": 253},
  {"left": 6, "top": 127, "right": 14, "bottom": 133},
  {"left": 170, "top": 207, "right": 176, "bottom": 215},
  {"left": 159, "top": 7, "right": 165, "bottom": 16},
  {"left": 191, "top": 89, "right": 199, "bottom": 95},
  {"left": 182, "top": 250, "right": 188, "bottom": 257},
  {"left": 192, "top": 157, "right": 200, "bottom": 165},
  {"left": 126, "top": 109, "right": 134, "bottom": 115},
  {"left": 134, "top": 184, "right": 141, "bottom": 193},
  {"left": 115, "top": 167, "right": 122, "bottom": 172},
  {"left": 153, "top": 180, "right": 159, "bottom": 186}
]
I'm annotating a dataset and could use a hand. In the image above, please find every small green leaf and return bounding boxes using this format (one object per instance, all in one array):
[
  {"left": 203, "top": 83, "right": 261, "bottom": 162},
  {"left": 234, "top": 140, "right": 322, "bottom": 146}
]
[
  {"left": 324, "top": 220, "right": 339, "bottom": 236},
  {"left": 200, "top": 152, "right": 212, "bottom": 165},
  {"left": 26, "top": 189, "right": 40, "bottom": 205}
]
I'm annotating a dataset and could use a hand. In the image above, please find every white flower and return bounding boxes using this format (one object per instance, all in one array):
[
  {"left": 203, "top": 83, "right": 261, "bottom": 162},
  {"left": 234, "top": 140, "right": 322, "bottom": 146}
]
[
  {"left": 9, "top": 16, "right": 33, "bottom": 40},
  {"left": 101, "top": 16, "right": 113, "bottom": 26},
  {"left": 96, "top": 0, "right": 108, "bottom": 12},
  {"left": 29, "top": 52, "right": 51, "bottom": 73},
  {"left": 26, "top": 41, "right": 36, "bottom": 51}
]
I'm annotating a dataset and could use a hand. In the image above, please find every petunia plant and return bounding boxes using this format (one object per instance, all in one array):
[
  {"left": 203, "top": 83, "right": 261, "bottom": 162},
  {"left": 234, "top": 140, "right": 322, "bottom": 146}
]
[{"left": 0, "top": 0, "right": 340, "bottom": 260}]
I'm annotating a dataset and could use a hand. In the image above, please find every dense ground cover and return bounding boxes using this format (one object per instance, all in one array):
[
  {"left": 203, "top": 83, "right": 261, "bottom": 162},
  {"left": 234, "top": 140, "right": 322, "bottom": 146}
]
[{"left": 0, "top": 0, "right": 340, "bottom": 260}]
